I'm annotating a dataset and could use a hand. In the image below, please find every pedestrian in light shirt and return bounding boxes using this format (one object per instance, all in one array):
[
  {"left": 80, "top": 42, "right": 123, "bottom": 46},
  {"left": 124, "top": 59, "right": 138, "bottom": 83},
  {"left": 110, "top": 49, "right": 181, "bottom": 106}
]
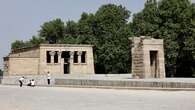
[{"left": 47, "top": 72, "right": 51, "bottom": 85}]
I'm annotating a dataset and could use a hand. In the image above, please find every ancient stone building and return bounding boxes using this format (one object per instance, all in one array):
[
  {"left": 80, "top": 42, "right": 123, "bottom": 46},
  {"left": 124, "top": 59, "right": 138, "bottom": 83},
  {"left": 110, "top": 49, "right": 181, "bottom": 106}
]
[
  {"left": 3, "top": 44, "right": 95, "bottom": 75},
  {"left": 129, "top": 36, "right": 165, "bottom": 78}
]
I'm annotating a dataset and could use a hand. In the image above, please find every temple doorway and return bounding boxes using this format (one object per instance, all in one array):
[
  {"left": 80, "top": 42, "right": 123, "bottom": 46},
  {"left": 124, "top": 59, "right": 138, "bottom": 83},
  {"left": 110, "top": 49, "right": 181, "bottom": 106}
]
[
  {"left": 61, "top": 51, "right": 70, "bottom": 74},
  {"left": 150, "top": 51, "right": 158, "bottom": 78}
]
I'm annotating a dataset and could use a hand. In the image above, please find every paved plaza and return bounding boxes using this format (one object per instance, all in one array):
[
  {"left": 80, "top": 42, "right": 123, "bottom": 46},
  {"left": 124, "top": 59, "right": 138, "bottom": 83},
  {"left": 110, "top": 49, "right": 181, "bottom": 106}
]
[{"left": 0, "top": 85, "right": 195, "bottom": 110}]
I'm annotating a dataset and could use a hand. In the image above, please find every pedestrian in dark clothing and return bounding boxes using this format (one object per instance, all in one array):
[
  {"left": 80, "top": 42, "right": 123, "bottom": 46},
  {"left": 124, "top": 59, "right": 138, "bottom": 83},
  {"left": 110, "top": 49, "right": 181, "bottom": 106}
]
[{"left": 19, "top": 76, "right": 24, "bottom": 87}]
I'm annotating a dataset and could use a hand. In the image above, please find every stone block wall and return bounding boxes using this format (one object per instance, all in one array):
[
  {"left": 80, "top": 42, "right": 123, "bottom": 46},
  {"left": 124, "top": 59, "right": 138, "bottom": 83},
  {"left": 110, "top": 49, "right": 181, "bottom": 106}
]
[
  {"left": 9, "top": 48, "right": 40, "bottom": 58},
  {"left": 130, "top": 37, "right": 144, "bottom": 78},
  {"left": 8, "top": 58, "right": 39, "bottom": 75},
  {"left": 4, "top": 44, "right": 95, "bottom": 76},
  {"left": 55, "top": 78, "right": 195, "bottom": 88},
  {"left": 39, "top": 44, "right": 95, "bottom": 75},
  {"left": 129, "top": 36, "right": 165, "bottom": 78}
]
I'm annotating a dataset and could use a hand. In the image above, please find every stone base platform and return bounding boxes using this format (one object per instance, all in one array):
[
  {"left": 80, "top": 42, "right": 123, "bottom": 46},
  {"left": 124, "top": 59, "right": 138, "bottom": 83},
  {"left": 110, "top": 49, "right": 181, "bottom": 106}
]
[
  {"left": 1, "top": 74, "right": 195, "bottom": 89},
  {"left": 0, "top": 74, "right": 132, "bottom": 86},
  {"left": 55, "top": 77, "right": 195, "bottom": 89}
]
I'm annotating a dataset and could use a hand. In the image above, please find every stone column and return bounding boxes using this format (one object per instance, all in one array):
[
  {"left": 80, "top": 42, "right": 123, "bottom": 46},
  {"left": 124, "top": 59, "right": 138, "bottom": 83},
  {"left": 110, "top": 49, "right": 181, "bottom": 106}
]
[
  {"left": 77, "top": 51, "right": 82, "bottom": 63},
  {"left": 70, "top": 51, "right": 74, "bottom": 63},
  {"left": 60, "top": 56, "right": 64, "bottom": 75},
  {"left": 69, "top": 51, "right": 74, "bottom": 74},
  {"left": 57, "top": 51, "right": 62, "bottom": 63},
  {"left": 49, "top": 51, "right": 55, "bottom": 63}
]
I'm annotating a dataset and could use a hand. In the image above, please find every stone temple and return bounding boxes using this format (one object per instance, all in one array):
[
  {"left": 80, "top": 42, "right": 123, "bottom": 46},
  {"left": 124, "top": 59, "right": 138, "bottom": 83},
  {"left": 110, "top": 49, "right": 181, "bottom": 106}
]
[
  {"left": 129, "top": 36, "right": 166, "bottom": 78},
  {"left": 3, "top": 36, "right": 166, "bottom": 79},
  {"left": 3, "top": 44, "right": 95, "bottom": 75}
]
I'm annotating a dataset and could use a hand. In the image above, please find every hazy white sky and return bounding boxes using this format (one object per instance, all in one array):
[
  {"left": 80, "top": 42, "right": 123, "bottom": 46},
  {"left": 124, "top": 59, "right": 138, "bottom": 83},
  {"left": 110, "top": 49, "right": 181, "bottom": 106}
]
[{"left": 0, "top": 0, "right": 194, "bottom": 69}]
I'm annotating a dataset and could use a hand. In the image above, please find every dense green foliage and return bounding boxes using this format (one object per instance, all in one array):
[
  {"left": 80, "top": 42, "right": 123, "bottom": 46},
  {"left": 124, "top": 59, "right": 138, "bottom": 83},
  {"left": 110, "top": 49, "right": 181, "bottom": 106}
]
[
  {"left": 11, "top": 36, "right": 44, "bottom": 49},
  {"left": 131, "top": 0, "right": 195, "bottom": 77},
  {"left": 89, "top": 4, "right": 132, "bottom": 73},
  {"left": 39, "top": 18, "right": 65, "bottom": 43},
  {"left": 11, "top": 1, "right": 195, "bottom": 76}
]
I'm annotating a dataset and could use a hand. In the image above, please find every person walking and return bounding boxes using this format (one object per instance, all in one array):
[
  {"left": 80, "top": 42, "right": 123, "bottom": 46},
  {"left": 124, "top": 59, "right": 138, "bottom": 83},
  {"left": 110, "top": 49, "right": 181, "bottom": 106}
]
[
  {"left": 19, "top": 76, "right": 24, "bottom": 87},
  {"left": 47, "top": 72, "right": 51, "bottom": 85}
]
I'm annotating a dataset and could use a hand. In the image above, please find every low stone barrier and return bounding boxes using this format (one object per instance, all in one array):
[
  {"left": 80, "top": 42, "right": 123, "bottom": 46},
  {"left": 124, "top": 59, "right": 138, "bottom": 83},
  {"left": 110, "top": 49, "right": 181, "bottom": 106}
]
[
  {"left": 1, "top": 75, "right": 55, "bottom": 86},
  {"left": 1, "top": 75, "right": 195, "bottom": 89},
  {"left": 55, "top": 78, "right": 195, "bottom": 88}
]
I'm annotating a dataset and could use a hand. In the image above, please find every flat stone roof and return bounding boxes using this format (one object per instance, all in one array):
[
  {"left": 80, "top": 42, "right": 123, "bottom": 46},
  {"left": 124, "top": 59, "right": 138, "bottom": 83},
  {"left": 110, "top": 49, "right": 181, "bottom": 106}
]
[
  {"left": 11, "top": 45, "right": 39, "bottom": 54},
  {"left": 40, "top": 44, "right": 94, "bottom": 47},
  {"left": 10, "top": 43, "right": 93, "bottom": 54}
]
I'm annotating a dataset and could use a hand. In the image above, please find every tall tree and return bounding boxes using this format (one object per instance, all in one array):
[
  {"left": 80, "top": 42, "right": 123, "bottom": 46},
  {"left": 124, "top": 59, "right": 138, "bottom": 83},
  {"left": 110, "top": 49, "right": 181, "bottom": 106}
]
[
  {"left": 64, "top": 20, "right": 78, "bottom": 37},
  {"left": 39, "top": 18, "right": 65, "bottom": 43},
  {"left": 77, "top": 13, "right": 95, "bottom": 35},
  {"left": 132, "top": 0, "right": 159, "bottom": 37},
  {"left": 93, "top": 4, "right": 132, "bottom": 73}
]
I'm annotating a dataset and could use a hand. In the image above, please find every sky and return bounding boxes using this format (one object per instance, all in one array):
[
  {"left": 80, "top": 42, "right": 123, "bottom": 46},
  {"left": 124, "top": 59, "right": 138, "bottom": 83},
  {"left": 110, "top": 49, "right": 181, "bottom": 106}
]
[{"left": 0, "top": 0, "right": 194, "bottom": 69}]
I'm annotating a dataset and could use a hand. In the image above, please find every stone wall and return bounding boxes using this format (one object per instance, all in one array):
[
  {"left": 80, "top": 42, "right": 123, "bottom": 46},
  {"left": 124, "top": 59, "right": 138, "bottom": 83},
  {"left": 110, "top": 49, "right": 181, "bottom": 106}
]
[
  {"left": 4, "top": 44, "right": 95, "bottom": 76},
  {"left": 8, "top": 58, "right": 39, "bottom": 75},
  {"left": 39, "top": 44, "right": 95, "bottom": 75},
  {"left": 129, "top": 36, "right": 165, "bottom": 78},
  {"left": 55, "top": 78, "right": 195, "bottom": 88},
  {"left": 142, "top": 39, "right": 165, "bottom": 78},
  {"left": 130, "top": 37, "right": 144, "bottom": 78},
  {"left": 5, "top": 48, "right": 40, "bottom": 75},
  {"left": 9, "top": 48, "right": 40, "bottom": 58},
  {"left": 1, "top": 75, "right": 195, "bottom": 89}
]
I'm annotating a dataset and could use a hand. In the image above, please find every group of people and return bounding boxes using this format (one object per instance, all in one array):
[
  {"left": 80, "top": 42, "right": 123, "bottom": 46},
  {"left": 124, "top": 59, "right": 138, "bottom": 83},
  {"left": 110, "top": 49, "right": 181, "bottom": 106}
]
[
  {"left": 19, "top": 72, "right": 51, "bottom": 87},
  {"left": 27, "top": 79, "right": 35, "bottom": 87}
]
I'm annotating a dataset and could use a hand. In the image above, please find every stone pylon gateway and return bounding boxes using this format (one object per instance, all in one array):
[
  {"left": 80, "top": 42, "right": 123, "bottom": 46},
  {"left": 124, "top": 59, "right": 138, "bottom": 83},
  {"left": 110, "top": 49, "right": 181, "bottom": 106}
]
[{"left": 129, "top": 36, "right": 166, "bottom": 78}]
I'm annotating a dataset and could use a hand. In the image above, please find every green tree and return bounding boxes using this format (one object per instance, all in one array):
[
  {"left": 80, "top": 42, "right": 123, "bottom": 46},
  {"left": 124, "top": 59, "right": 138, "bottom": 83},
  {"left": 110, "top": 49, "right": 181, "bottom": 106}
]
[
  {"left": 11, "top": 36, "right": 44, "bottom": 49},
  {"left": 77, "top": 12, "right": 95, "bottom": 35},
  {"left": 11, "top": 40, "right": 26, "bottom": 49},
  {"left": 64, "top": 20, "right": 78, "bottom": 37},
  {"left": 95, "top": 4, "right": 130, "bottom": 35},
  {"left": 131, "top": 0, "right": 195, "bottom": 77},
  {"left": 93, "top": 4, "right": 132, "bottom": 73},
  {"left": 39, "top": 18, "right": 65, "bottom": 43},
  {"left": 29, "top": 36, "right": 44, "bottom": 46},
  {"left": 131, "top": 0, "right": 160, "bottom": 37}
]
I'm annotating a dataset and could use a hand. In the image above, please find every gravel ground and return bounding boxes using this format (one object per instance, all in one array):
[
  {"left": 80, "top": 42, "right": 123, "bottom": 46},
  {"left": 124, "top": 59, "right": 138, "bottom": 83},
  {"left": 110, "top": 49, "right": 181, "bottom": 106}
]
[{"left": 0, "top": 85, "right": 195, "bottom": 110}]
